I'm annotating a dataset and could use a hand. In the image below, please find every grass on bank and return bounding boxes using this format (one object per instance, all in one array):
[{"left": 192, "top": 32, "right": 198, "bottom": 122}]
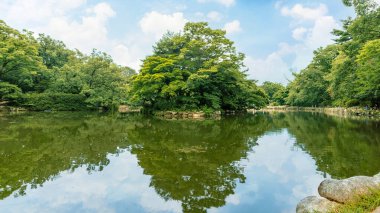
[{"left": 331, "top": 188, "right": 380, "bottom": 213}]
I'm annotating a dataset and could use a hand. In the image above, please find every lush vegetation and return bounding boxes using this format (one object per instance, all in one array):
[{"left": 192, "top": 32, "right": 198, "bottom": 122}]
[
  {"left": 282, "top": 0, "right": 380, "bottom": 107},
  {"left": 0, "top": 20, "right": 135, "bottom": 111},
  {"left": 1, "top": 20, "right": 266, "bottom": 112},
  {"left": 129, "top": 22, "right": 267, "bottom": 112},
  {"left": 260, "top": 81, "right": 287, "bottom": 106},
  {"left": 1, "top": 0, "right": 379, "bottom": 112}
]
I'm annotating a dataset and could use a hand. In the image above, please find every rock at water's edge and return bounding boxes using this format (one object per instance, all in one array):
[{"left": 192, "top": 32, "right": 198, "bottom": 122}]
[
  {"left": 318, "top": 176, "right": 380, "bottom": 203},
  {"left": 372, "top": 206, "right": 380, "bottom": 213},
  {"left": 296, "top": 196, "right": 341, "bottom": 213}
]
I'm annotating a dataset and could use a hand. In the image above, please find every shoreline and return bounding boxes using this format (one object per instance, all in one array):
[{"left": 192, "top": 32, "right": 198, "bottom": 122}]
[
  {"left": 251, "top": 106, "right": 380, "bottom": 119},
  {"left": 2, "top": 105, "right": 380, "bottom": 120}
]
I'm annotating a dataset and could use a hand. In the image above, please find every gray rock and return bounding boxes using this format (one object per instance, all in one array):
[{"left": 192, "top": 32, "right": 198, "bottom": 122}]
[
  {"left": 296, "top": 196, "right": 340, "bottom": 213},
  {"left": 318, "top": 175, "right": 380, "bottom": 203},
  {"left": 372, "top": 206, "right": 380, "bottom": 213}
]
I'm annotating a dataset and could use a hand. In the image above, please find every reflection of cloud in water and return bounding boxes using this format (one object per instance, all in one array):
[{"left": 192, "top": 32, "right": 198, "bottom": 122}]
[
  {"left": 213, "top": 129, "right": 325, "bottom": 213},
  {"left": 1, "top": 152, "right": 181, "bottom": 213}
]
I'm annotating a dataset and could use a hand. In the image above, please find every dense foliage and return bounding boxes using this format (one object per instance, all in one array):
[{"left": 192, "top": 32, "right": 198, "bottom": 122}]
[
  {"left": 0, "top": 20, "right": 135, "bottom": 111},
  {"left": 285, "top": 0, "right": 380, "bottom": 107},
  {"left": 129, "top": 22, "right": 267, "bottom": 112},
  {"left": 260, "top": 81, "right": 287, "bottom": 105}
]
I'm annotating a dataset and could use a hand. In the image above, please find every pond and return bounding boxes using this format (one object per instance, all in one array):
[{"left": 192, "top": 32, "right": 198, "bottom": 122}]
[{"left": 0, "top": 112, "right": 379, "bottom": 213}]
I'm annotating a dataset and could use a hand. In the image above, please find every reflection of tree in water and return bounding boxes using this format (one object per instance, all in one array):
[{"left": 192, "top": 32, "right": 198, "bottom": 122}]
[
  {"left": 0, "top": 111, "right": 379, "bottom": 210},
  {"left": 0, "top": 112, "right": 134, "bottom": 200},
  {"left": 127, "top": 115, "right": 270, "bottom": 212},
  {"left": 268, "top": 112, "right": 380, "bottom": 179}
]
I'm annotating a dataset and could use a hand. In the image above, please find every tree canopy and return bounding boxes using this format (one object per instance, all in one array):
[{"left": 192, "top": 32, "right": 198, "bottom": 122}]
[
  {"left": 260, "top": 81, "right": 287, "bottom": 105},
  {"left": 129, "top": 22, "right": 267, "bottom": 112},
  {"left": 0, "top": 20, "right": 46, "bottom": 93},
  {"left": 0, "top": 20, "right": 135, "bottom": 110}
]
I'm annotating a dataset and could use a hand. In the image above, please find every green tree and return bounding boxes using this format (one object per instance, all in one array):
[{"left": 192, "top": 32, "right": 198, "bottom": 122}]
[
  {"left": 342, "top": 0, "right": 379, "bottom": 16},
  {"left": 355, "top": 39, "right": 380, "bottom": 105},
  {"left": 327, "top": 52, "right": 358, "bottom": 106},
  {"left": 272, "top": 87, "right": 288, "bottom": 105},
  {"left": 130, "top": 22, "right": 267, "bottom": 112},
  {"left": 48, "top": 51, "right": 86, "bottom": 95},
  {"left": 0, "top": 82, "right": 22, "bottom": 103},
  {"left": 287, "top": 45, "right": 340, "bottom": 106},
  {"left": 260, "top": 81, "right": 285, "bottom": 105},
  {"left": 37, "top": 34, "right": 74, "bottom": 69},
  {"left": 0, "top": 20, "right": 46, "bottom": 92},
  {"left": 80, "top": 51, "right": 130, "bottom": 110}
]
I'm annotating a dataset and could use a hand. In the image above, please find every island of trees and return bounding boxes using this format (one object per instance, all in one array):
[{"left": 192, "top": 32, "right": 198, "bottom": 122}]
[{"left": 0, "top": 0, "right": 379, "bottom": 113}]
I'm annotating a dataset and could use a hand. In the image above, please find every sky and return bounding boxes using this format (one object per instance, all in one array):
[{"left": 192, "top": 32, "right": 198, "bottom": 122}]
[{"left": 0, "top": 0, "right": 358, "bottom": 84}]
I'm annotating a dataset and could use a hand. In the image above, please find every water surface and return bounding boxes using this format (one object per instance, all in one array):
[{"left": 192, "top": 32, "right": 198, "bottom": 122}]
[{"left": 0, "top": 112, "right": 379, "bottom": 213}]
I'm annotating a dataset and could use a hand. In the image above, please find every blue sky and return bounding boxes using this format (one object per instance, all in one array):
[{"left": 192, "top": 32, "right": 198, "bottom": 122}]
[{"left": 0, "top": 0, "right": 357, "bottom": 84}]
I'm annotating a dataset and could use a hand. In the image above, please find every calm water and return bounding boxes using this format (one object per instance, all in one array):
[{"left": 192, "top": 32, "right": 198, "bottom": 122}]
[{"left": 0, "top": 112, "right": 379, "bottom": 213}]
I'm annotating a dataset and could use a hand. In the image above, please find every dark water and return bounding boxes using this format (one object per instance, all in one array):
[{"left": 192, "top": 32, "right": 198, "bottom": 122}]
[{"left": 0, "top": 112, "right": 379, "bottom": 213}]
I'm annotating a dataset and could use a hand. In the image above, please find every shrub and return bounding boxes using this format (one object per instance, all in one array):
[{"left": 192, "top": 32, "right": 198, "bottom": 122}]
[
  {"left": 0, "top": 82, "right": 23, "bottom": 104},
  {"left": 23, "top": 92, "right": 89, "bottom": 111}
]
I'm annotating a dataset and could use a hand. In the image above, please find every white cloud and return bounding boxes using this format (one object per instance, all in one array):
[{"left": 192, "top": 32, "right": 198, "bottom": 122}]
[
  {"left": 223, "top": 20, "right": 242, "bottom": 34},
  {"left": 139, "top": 11, "right": 188, "bottom": 39},
  {"left": 292, "top": 27, "right": 308, "bottom": 41},
  {"left": 304, "top": 16, "right": 338, "bottom": 49},
  {"left": 281, "top": 4, "right": 328, "bottom": 21},
  {"left": 207, "top": 11, "right": 222, "bottom": 22},
  {"left": 112, "top": 11, "right": 189, "bottom": 70},
  {"left": 245, "top": 48, "right": 291, "bottom": 84},
  {"left": 197, "top": 0, "right": 235, "bottom": 7},
  {"left": 0, "top": 0, "right": 87, "bottom": 25},
  {"left": 110, "top": 44, "right": 141, "bottom": 70},
  {"left": 37, "top": 2, "right": 115, "bottom": 53},
  {"left": 287, "top": 10, "right": 338, "bottom": 70},
  {"left": 247, "top": 3, "right": 338, "bottom": 83}
]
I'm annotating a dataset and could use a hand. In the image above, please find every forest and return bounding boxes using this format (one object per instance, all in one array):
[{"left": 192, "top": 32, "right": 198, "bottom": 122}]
[
  {"left": 0, "top": 20, "right": 136, "bottom": 111},
  {"left": 0, "top": 0, "right": 379, "bottom": 112}
]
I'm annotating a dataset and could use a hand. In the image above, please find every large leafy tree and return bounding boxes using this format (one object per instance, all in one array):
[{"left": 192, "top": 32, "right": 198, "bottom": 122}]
[
  {"left": 49, "top": 50, "right": 132, "bottom": 110},
  {"left": 80, "top": 51, "right": 130, "bottom": 109},
  {"left": 0, "top": 20, "right": 46, "bottom": 92},
  {"left": 130, "top": 22, "right": 267, "bottom": 111},
  {"left": 37, "top": 34, "right": 74, "bottom": 69},
  {"left": 355, "top": 39, "right": 380, "bottom": 105},
  {"left": 260, "top": 81, "right": 286, "bottom": 105},
  {"left": 329, "top": 5, "right": 380, "bottom": 106}
]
